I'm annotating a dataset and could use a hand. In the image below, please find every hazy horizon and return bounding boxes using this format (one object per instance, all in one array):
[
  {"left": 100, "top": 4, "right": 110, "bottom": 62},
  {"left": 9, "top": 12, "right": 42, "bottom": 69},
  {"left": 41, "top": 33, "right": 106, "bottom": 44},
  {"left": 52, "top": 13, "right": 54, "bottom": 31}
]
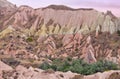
[{"left": 8, "top": 0, "right": 120, "bottom": 17}]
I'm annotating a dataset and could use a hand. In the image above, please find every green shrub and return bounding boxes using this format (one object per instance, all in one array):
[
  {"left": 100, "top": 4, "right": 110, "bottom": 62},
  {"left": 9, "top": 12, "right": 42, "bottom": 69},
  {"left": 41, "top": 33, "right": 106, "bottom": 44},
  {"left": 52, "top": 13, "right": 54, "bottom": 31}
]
[
  {"left": 26, "top": 37, "right": 33, "bottom": 42},
  {"left": 57, "top": 60, "right": 71, "bottom": 72},
  {"left": 39, "top": 62, "right": 51, "bottom": 70},
  {"left": 29, "top": 58, "right": 34, "bottom": 63},
  {"left": 92, "top": 60, "right": 118, "bottom": 72},
  {"left": 39, "top": 58, "right": 119, "bottom": 75},
  {"left": 117, "top": 30, "right": 120, "bottom": 36}
]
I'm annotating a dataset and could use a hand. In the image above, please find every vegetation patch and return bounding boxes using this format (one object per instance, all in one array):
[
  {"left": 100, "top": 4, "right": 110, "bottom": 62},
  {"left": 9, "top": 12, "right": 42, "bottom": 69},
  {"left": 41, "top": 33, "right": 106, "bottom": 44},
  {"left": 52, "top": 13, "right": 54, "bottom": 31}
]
[
  {"left": 26, "top": 37, "right": 33, "bottom": 42},
  {"left": 39, "top": 58, "right": 119, "bottom": 75},
  {"left": 117, "top": 30, "right": 120, "bottom": 36}
]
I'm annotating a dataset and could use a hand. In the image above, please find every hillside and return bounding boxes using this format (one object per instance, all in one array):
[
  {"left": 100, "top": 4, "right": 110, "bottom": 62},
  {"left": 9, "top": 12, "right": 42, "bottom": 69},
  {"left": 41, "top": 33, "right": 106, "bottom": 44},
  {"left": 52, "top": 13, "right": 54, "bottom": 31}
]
[{"left": 0, "top": 0, "right": 120, "bottom": 79}]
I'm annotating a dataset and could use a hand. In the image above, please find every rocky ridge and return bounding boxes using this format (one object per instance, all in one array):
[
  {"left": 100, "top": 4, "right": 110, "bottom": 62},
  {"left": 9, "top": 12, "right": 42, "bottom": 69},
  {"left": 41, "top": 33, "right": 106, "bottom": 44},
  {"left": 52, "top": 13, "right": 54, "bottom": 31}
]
[
  {"left": 0, "top": 0, "right": 16, "bottom": 30},
  {"left": 0, "top": 0, "right": 16, "bottom": 8},
  {"left": 0, "top": 31, "right": 120, "bottom": 64},
  {"left": 0, "top": 4, "right": 120, "bottom": 36}
]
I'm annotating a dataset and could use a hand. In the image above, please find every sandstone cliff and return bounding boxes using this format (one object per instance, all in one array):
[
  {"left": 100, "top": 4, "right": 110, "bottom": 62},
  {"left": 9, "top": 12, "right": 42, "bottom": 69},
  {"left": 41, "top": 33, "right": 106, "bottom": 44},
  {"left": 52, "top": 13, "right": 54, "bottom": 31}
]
[{"left": 0, "top": 4, "right": 120, "bottom": 36}]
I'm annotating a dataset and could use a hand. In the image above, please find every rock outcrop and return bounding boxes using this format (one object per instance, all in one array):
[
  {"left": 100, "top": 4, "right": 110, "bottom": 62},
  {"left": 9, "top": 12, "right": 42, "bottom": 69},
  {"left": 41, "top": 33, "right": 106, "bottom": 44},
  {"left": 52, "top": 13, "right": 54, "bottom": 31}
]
[
  {"left": 0, "top": 3, "right": 120, "bottom": 35},
  {"left": 0, "top": 0, "right": 16, "bottom": 30},
  {"left": 0, "top": 30, "right": 120, "bottom": 64},
  {"left": 0, "top": 60, "right": 13, "bottom": 71},
  {"left": 84, "top": 70, "right": 120, "bottom": 79},
  {"left": 0, "top": 0, "right": 16, "bottom": 9},
  {"left": 0, "top": 60, "right": 13, "bottom": 79}
]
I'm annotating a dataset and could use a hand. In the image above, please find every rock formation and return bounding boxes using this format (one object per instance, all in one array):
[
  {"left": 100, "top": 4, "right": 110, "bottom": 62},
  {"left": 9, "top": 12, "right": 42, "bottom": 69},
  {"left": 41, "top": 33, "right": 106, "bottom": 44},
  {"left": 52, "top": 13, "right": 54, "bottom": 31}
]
[
  {"left": 0, "top": 0, "right": 120, "bottom": 78},
  {"left": 0, "top": 3, "right": 120, "bottom": 35},
  {"left": 0, "top": 0, "right": 16, "bottom": 30}
]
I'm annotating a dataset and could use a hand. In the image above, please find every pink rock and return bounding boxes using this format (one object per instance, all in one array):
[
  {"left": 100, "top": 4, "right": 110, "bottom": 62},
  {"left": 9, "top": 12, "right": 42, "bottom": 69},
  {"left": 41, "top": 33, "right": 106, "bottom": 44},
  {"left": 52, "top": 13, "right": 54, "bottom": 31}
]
[
  {"left": 0, "top": 61, "right": 13, "bottom": 71},
  {"left": 84, "top": 45, "right": 97, "bottom": 63}
]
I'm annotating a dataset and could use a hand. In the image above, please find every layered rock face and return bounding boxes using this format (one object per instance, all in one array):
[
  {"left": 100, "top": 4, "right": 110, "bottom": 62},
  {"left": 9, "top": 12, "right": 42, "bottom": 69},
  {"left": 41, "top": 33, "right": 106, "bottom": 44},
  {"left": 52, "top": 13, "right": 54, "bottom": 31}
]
[
  {"left": 0, "top": 0, "right": 16, "bottom": 8},
  {"left": 1, "top": 4, "right": 120, "bottom": 35},
  {"left": 0, "top": 0, "right": 16, "bottom": 30},
  {"left": 0, "top": 31, "right": 120, "bottom": 64}
]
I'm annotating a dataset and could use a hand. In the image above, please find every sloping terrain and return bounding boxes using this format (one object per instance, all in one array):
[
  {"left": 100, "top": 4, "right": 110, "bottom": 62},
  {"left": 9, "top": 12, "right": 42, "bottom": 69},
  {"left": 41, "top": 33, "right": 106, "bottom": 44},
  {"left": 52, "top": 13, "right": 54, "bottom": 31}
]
[
  {"left": 0, "top": 0, "right": 120, "bottom": 78},
  {"left": 0, "top": 31, "right": 120, "bottom": 64},
  {"left": 0, "top": 0, "right": 16, "bottom": 30},
  {"left": 0, "top": 0, "right": 120, "bottom": 65}
]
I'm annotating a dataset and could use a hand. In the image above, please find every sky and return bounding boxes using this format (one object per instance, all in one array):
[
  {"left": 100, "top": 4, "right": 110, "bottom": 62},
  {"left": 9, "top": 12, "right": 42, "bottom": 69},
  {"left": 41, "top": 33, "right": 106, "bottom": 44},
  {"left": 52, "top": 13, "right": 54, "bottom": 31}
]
[{"left": 8, "top": 0, "right": 120, "bottom": 17}]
